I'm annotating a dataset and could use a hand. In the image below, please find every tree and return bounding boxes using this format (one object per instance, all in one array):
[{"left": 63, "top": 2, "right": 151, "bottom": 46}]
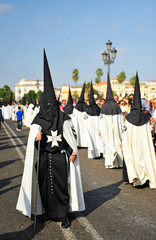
[
  {"left": 0, "top": 85, "right": 14, "bottom": 102},
  {"left": 95, "top": 68, "right": 103, "bottom": 83},
  {"left": 130, "top": 76, "right": 136, "bottom": 88},
  {"left": 72, "top": 68, "right": 79, "bottom": 85},
  {"left": 117, "top": 71, "right": 126, "bottom": 84}
]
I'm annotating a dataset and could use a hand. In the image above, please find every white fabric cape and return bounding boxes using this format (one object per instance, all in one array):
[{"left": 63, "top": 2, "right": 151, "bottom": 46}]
[
  {"left": 83, "top": 114, "right": 103, "bottom": 158},
  {"left": 70, "top": 108, "right": 88, "bottom": 147},
  {"left": 99, "top": 113, "right": 124, "bottom": 168},
  {"left": 122, "top": 120, "right": 156, "bottom": 188},
  {"left": 2, "top": 105, "right": 10, "bottom": 119},
  {"left": 25, "top": 104, "right": 34, "bottom": 128},
  {"left": 16, "top": 120, "right": 85, "bottom": 218}
]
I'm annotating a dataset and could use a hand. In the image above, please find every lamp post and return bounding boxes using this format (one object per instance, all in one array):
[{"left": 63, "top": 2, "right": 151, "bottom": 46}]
[
  {"left": 102, "top": 40, "right": 117, "bottom": 77},
  {"left": 18, "top": 89, "right": 21, "bottom": 101},
  {"left": 36, "top": 79, "right": 40, "bottom": 99}
]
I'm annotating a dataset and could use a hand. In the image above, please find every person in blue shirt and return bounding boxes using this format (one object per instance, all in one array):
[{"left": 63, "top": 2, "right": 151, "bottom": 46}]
[
  {"left": 16, "top": 106, "right": 24, "bottom": 131},
  {"left": 0, "top": 101, "right": 4, "bottom": 131}
]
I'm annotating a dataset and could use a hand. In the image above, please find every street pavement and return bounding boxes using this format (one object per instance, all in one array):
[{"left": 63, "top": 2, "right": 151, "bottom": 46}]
[{"left": 0, "top": 119, "right": 156, "bottom": 240}]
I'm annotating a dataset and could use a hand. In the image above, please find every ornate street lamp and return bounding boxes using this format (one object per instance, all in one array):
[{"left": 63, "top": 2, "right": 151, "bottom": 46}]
[
  {"left": 18, "top": 88, "right": 21, "bottom": 101},
  {"left": 102, "top": 40, "right": 117, "bottom": 77},
  {"left": 36, "top": 79, "right": 40, "bottom": 99}
]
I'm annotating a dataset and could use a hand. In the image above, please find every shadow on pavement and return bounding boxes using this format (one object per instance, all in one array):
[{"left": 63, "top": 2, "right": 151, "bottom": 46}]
[
  {"left": 71, "top": 180, "right": 122, "bottom": 221},
  {"left": 0, "top": 159, "right": 21, "bottom": 169},
  {"left": 0, "top": 174, "right": 22, "bottom": 191},
  {"left": 0, "top": 222, "right": 45, "bottom": 240}
]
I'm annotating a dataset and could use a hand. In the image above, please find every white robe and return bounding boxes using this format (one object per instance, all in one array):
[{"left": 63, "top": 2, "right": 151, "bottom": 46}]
[
  {"left": 99, "top": 113, "right": 124, "bottom": 168},
  {"left": 122, "top": 120, "right": 156, "bottom": 188},
  {"left": 2, "top": 105, "right": 10, "bottom": 119},
  {"left": 25, "top": 104, "right": 34, "bottom": 128},
  {"left": 83, "top": 114, "right": 103, "bottom": 159},
  {"left": 16, "top": 120, "right": 85, "bottom": 218},
  {"left": 71, "top": 108, "right": 88, "bottom": 147}
]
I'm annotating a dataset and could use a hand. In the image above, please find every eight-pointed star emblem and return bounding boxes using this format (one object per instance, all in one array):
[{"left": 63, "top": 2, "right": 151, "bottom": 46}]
[{"left": 46, "top": 130, "right": 62, "bottom": 148}]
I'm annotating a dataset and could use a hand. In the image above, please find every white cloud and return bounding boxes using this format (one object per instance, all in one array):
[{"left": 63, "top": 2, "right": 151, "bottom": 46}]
[
  {"left": 0, "top": 3, "right": 13, "bottom": 13},
  {"left": 117, "top": 47, "right": 129, "bottom": 57},
  {"left": 56, "top": 18, "right": 63, "bottom": 24},
  {"left": 82, "top": 18, "right": 97, "bottom": 25},
  {"left": 111, "top": 25, "right": 118, "bottom": 31},
  {"left": 135, "top": 27, "right": 145, "bottom": 32}
]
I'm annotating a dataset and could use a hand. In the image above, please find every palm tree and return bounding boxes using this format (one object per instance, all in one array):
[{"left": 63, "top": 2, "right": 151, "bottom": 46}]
[
  {"left": 72, "top": 68, "right": 79, "bottom": 85},
  {"left": 95, "top": 68, "right": 103, "bottom": 83},
  {"left": 117, "top": 71, "right": 126, "bottom": 98},
  {"left": 130, "top": 76, "right": 136, "bottom": 88},
  {"left": 117, "top": 71, "right": 126, "bottom": 84}
]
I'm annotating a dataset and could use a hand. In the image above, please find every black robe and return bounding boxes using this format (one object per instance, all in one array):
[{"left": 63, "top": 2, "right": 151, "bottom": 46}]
[{"left": 36, "top": 131, "right": 72, "bottom": 218}]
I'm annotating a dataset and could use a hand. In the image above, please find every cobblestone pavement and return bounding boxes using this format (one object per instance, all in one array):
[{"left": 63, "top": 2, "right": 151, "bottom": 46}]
[{"left": 0, "top": 119, "right": 156, "bottom": 240}]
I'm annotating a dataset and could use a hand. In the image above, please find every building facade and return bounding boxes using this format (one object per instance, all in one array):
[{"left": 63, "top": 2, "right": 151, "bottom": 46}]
[
  {"left": 15, "top": 78, "right": 156, "bottom": 102},
  {"left": 60, "top": 78, "right": 156, "bottom": 101}
]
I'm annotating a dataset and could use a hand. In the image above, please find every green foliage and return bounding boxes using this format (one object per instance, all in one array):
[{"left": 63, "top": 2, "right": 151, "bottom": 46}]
[
  {"left": 23, "top": 90, "right": 43, "bottom": 102},
  {"left": 117, "top": 71, "right": 126, "bottom": 84},
  {"left": 95, "top": 68, "right": 103, "bottom": 83},
  {"left": 72, "top": 68, "right": 79, "bottom": 85},
  {"left": 0, "top": 85, "right": 14, "bottom": 102},
  {"left": 130, "top": 76, "right": 136, "bottom": 88}
]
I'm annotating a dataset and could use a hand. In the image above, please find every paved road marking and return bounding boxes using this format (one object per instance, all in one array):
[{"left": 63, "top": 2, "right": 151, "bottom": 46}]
[
  {"left": 4, "top": 121, "right": 27, "bottom": 150},
  {"left": 2, "top": 124, "right": 25, "bottom": 161},
  {"left": 57, "top": 223, "right": 77, "bottom": 240},
  {"left": 75, "top": 213, "right": 104, "bottom": 240}
]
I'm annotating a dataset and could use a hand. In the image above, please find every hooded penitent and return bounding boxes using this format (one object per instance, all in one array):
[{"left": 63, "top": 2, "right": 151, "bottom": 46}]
[
  {"left": 83, "top": 81, "right": 103, "bottom": 158},
  {"left": 126, "top": 72, "right": 150, "bottom": 126},
  {"left": 16, "top": 50, "right": 85, "bottom": 218},
  {"left": 75, "top": 82, "right": 87, "bottom": 112},
  {"left": 63, "top": 87, "right": 74, "bottom": 115},
  {"left": 32, "top": 49, "right": 70, "bottom": 152},
  {"left": 122, "top": 72, "right": 156, "bottom": 188},
  {"left": 99, "top": 73, "right": 124, "bottom": 168},
  {"left": 85, "top": 81, "right": 100, "bottom": 116},
  {"left": 101, "top": 73, "right": 121, "bottom": 115}
]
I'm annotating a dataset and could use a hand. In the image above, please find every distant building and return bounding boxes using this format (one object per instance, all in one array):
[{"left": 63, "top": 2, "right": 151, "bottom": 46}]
[
  {"left": 14, "top": 78, "right": 61, "bottom": 101},
  {"left": 15, "top": 78, "right": 156, "bottom": 102},
  {"left": 15, "top": 79, "right": 44, "bottom": 101},
  {"left": 60, "top": 78, "right": 156, "bottom": 101}
]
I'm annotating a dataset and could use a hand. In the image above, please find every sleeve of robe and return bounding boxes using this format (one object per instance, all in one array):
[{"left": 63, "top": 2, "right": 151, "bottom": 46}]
[{"left": 63, "top": 119, "right": 85, "bottom": 212}]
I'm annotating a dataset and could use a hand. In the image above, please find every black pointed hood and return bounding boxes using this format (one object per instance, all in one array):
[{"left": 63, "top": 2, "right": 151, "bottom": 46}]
[
  {"left": 101, "top": 73, "right": 122, "bottom": 115},
  {"left": 43, "top": 49, "right": 57, "bottom": 104},
  {"left": 32, "top": 49, "right": 70, "bottom": 143},
  {"left": 28, "top": 92, "right": 33, "bottom": 105},
  {"left": 85, "top": 81, "right": 100, "bottom": 116},
  {"left": 126, "top": 72, "right": 150, "bottom": 126},
  {"left": 22, "top": 95, "right": 26, "bottom": 105},
  {"left": 64, "top": 87, "right": 74, "bottom": 115},
  {"left": 75, "top": 82, "right": 87, "bottom": 112}
]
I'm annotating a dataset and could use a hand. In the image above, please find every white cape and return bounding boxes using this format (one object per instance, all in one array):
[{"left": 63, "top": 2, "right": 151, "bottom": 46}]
[
  {"left": 71, "top": 108, "right": 87, "bottom": 147},
  {"left": 83, "top": 114, "right": 103, "bottom": 158},
  {"left": 99, "top": 113, "right": 124, "bottom": 168},
  {"left": 16, "top": 120, "right": 85, "bottom": 217},
  {"left": 122, "top": 120, "right": 156, "bottom": 188}
]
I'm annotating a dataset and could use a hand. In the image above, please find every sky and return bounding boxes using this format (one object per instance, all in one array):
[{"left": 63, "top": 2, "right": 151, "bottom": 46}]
[{"left": 0, "top": 0, "right": 156, "bottom": 91}]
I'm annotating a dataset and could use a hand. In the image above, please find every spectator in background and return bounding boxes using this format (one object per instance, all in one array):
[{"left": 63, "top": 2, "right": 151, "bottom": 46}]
[
  {"left": 16, "top": 106, "right": 24, "bottom": 131},
  {"left": 114, "top": 95, "right": 119, "bottom": 103},
  {"left": 0, "top": 100, "right": 4, "bottom": 130}
]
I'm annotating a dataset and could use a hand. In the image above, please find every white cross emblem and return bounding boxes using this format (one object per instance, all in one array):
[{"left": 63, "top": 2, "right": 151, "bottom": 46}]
[{"left": 46, "top": 130, "right": 62, "bottom": 148}]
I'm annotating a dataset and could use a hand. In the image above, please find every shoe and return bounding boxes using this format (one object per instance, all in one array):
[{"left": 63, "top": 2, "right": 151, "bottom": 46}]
[
  {"left": 61, "top": 216, "right": 71, "bottom": 228},
  {"left": 16, "top": 128, "right": 19, "bottom": 131}
]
